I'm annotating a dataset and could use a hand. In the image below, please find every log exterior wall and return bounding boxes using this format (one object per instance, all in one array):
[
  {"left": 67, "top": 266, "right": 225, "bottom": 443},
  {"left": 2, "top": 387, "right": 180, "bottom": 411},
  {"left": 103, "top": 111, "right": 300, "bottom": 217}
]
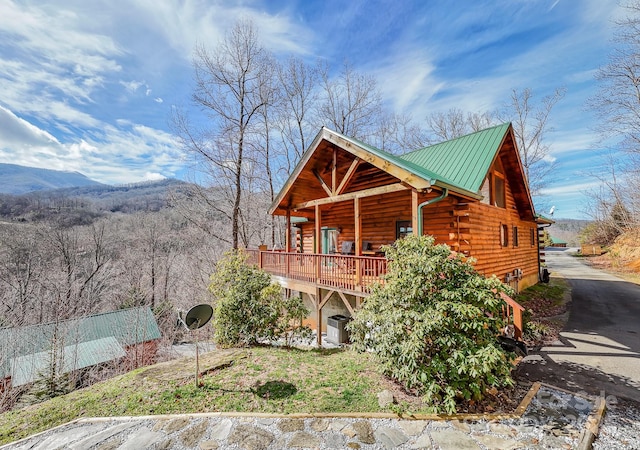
[{"left": 296, "top": 180, "right": 539, "bottom": 291}]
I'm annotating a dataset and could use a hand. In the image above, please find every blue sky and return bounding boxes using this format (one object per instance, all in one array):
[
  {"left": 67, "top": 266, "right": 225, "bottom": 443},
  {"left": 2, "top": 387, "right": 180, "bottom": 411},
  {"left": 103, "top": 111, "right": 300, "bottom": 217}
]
[{"left": 0, "top": 0, "right": 626, "bottom": 219}]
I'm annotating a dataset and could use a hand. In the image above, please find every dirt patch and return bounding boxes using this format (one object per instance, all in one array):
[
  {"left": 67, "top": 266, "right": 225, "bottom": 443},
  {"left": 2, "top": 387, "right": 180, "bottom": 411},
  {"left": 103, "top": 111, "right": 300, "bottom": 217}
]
[{"left": 583, "top": 230, "right": 640, "bottom": 283}]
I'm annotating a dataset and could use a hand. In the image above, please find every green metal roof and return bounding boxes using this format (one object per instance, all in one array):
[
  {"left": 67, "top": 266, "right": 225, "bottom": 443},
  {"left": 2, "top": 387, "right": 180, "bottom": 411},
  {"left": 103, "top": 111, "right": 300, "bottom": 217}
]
[
  {"left": 270, "top": 123, "right": 515, "bottom": 214},
  {"left": 11, "top": 337, "right": 126, "bottom": 386},
  {"left": 399, "top": 122, "right": 511, "bottom": 194},
  {"left": 0, "top": 306, "right": 161, "bottom": 380}
]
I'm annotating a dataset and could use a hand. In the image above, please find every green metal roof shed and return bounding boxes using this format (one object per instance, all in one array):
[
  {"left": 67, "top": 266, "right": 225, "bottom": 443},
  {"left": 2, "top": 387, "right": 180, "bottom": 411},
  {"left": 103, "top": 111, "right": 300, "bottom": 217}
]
[{"left": 0, "top": 306, "right": 161, "bottom": 383}]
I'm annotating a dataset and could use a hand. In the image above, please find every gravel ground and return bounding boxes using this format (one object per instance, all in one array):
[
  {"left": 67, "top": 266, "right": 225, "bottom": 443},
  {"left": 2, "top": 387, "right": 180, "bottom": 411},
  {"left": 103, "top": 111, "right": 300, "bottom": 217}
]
[{"left": 593, "top": 398, "right": 640, "bottom": 449}]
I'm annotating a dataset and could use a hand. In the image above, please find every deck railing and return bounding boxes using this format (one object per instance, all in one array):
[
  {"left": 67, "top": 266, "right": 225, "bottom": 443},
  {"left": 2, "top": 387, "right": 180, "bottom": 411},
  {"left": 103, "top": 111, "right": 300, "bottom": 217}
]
[
  {"left": 245, "top": 250, "right": 386, "bottom": 294},
  {"left": 499, "top": 291, "right": 525, "bottom": 339},
  {"left": 245, "top": 249, "right": 525, "bottom": 337}
]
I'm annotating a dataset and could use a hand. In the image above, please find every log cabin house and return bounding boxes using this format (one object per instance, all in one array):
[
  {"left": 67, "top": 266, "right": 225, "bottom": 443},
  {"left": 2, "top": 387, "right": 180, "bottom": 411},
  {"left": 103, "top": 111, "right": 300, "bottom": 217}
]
[{"left": 251, "top": 122, "right": 544, "bottom": 345}]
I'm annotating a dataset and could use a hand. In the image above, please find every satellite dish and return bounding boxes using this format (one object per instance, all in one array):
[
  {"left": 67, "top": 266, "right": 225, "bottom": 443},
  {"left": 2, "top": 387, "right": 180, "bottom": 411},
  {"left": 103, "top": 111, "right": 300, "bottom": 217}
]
[
  {"left": 177, "top": 304, "right": 214, "bottom": 389},
  {"left": 549, "top": 205, "right": 556, "bottom": 216},
  {"left": 184, "top": 304, "right": 213, "bottom": 330}
]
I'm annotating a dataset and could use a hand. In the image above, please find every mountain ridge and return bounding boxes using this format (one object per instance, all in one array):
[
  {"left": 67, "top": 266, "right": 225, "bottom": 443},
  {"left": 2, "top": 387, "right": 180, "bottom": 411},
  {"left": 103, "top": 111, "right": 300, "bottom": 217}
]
[{"left": 0, "top": 163, "right": 103, "bottom": 194}]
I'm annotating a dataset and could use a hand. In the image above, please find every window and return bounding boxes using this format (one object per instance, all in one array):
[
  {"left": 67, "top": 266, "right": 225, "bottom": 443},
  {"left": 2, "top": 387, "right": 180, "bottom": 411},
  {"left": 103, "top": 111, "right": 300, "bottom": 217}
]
[
  {"left": 396, "top": 220, "right": 413, "bottom": 239},
  {"left": 321, "top": 227, "right": 339, "bottom": 254},
  {"left": 513, "top": 226, "right": 519, "bottom": 247},
  {"left": 530, "top": 228, "right": 536, "bottom": 246},
  {"left": 480, "top": 178, "right": 491, "bottom": 205},
  {"left": 482, "top": 172, "right": 506, "bottom": 208},
  {"left": 500, "top": 224, "right": 509, "bottom": 247},
  {"left": 492, "top": 174, "right": 506, "bottom": 208}
]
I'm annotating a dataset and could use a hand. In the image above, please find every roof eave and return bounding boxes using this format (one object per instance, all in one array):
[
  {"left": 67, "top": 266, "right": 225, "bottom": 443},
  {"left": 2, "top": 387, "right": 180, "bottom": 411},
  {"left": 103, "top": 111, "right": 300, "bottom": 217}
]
[{"left": 433, "top": 180, "right": 483, "bottom": 201}]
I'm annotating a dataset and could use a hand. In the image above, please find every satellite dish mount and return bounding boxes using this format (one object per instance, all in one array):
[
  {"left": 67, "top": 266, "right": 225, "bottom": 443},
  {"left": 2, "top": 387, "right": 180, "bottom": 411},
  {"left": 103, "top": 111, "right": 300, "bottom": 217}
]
[{"left": 178, "top": 304, "right": 213, "bottom": 387}]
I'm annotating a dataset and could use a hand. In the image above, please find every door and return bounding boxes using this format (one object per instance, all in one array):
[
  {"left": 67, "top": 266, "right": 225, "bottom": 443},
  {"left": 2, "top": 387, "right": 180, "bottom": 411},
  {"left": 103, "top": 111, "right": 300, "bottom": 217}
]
[{"left": 321, "top": 227, "right": 339, "bottom": 254}]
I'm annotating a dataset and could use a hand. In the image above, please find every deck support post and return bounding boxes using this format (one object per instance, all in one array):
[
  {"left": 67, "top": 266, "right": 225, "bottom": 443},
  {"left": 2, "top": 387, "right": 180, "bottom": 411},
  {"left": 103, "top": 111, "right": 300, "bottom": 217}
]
[{"left": 315, "top": 287, "right": 322, "bottom": 347}]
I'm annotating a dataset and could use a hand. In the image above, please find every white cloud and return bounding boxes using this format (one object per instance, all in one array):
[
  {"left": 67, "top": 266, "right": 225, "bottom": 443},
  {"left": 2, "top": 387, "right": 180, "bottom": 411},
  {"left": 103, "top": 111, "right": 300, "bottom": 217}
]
[
  {"left": 540, "top": 181, "right": 600, "bottom": 197},
  {"left": 0, "top": 105, "right": 60, "bottom": 147},
  {"left": 372, "top": 51, "right": 444, "bottom": 113},
  {"left": 144, "top": 172, "right": 166, "bottom": 181},
  {"left": 120, "top": 80, "right": 146, "bottom": 93},
  {"left": 154, "top": 98, "right": 164, "bottom": 103},
  {"left": 0, "top": 107, "right": 183, "bottom": 184}
]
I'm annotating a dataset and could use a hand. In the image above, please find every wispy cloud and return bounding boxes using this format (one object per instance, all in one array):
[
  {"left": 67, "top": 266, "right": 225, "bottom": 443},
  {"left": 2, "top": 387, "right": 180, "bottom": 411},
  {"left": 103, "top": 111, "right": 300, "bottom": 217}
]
[
  {"left": 0, "top": 0, "right": 628, "bottom": 210},
  {"left": 0, "top": 105, "right": 60, "bottom": 147}
]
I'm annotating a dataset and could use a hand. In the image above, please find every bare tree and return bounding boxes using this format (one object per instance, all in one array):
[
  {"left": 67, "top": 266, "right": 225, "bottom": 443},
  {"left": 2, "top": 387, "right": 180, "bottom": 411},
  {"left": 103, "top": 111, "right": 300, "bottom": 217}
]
[
  {"left": 173, "top": 19, "right": 270, "bottom": 249},
  {"left": 373, "top": 112, "right": 430, "bottom": 154},
  {"left": 583, "top": 150, "right": 638, "bottom": 244},
  {"left": 585, "top": 1, "right": 640, "bottom": 231},
  {"left": 0, "top": 224, "right": 43, "bottom": 325},
  {"left": 591, "top": 1, "right": 640, "bottom": 157},
  {"left": 276, "top": 56, "right": 321, "bottom": 172},
  {"left": 427, "top": 108, "right": 470, "bottom": 141},
  {"left": 499, "top": 87, "right": 565, "bottom": 196},
  {"left": 318, "top": 62, "right": 383, "bottom": 141},
  {"left": 426, "top": 108, "right": 496, "bottom": 142}
]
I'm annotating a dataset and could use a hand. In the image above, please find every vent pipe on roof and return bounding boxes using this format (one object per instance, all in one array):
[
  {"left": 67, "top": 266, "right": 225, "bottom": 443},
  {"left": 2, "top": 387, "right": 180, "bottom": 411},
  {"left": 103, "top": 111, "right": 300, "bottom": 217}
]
[{"left": 417, "top": 188, "right": 448, "bottom": 236}]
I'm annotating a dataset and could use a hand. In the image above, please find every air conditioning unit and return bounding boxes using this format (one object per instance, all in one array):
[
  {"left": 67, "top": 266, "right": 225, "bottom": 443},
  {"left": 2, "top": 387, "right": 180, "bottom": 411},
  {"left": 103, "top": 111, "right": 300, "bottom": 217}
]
[{"left": 327, "top": 315, "right": 350, "bottom": 344}]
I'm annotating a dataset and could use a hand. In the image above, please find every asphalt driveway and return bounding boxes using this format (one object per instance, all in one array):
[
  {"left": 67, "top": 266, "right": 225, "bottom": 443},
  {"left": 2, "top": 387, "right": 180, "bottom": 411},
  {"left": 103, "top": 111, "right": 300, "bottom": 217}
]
[{"left": 516, "top": 247, "right": 640, "bottom": 403}]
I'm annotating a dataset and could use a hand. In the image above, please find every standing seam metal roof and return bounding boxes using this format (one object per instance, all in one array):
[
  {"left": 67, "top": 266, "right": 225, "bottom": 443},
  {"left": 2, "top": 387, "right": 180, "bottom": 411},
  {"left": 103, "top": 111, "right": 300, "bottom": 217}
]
[
  {"left": 0, "top": 306, "right": 161, "bottom": 379},
  {"left": 399, "top": 123, "right": 511, "bottom": 194},
  {"left": 269, "top": 123, "right": 514, "bottom": 213}
]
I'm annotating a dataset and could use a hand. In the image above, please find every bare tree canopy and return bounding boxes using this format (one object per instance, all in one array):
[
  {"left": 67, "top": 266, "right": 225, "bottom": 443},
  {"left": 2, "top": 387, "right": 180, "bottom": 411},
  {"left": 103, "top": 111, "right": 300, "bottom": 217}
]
[
  {"left": 426, "top": 108, "right": 496, "bottom": 142},
  {"left": 374, "top": 112, "right": 431, "bottom": 154},
  {"left": 172, "top": 20, "right": 271, "bottom": 249},
  {"left": 585, "top": 1, "right": 640, "bottom": 238},
  {"left": 318, "top": 62, "right": 383, "bottom": 141},
  {"left": 591, "top": 1, "right": 640, "bottom": 155},
  {"left": 276, "top": 56, "right": 321, "bottom": 171},
  {"left": 499, "top": 87, "right": 565, "bottom": 197}
]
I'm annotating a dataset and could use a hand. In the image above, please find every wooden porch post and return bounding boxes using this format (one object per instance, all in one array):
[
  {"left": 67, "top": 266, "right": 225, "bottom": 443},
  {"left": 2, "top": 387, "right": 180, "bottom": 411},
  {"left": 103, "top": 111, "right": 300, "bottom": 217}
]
[
  {"left": 354, "top": 197, "right": 362, "bottom": 286},
  {"left": 314, "top": 205, "right": 321, "bottom": 253},
  {"left": 285, "top": 210, "right": 291, "bottom": 252},
  {"left": 412, "top": 189, "right": 419, "bottom": 236},
  {"left": 315, "top": 204, "right": 321, "bottom": 283}
]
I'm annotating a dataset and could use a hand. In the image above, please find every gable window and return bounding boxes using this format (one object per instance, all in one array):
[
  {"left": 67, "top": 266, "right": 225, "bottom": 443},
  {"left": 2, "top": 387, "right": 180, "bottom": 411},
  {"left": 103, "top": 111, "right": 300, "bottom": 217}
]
[
  {"left": 492, "top": 174, "right": 506, "bottom": 208},
  {"left": 396, "top": 220, "right": 413, "bottom": 239},
  {"left": 480, "top": 178, "right": 491, "bottom": 205},
  {"left": 500, "top": 224, "right": 509, "bottom": 247},
  {"left": 481, "top": 172, "right": 506, "bottom": 208},
  {"left": 513, "top": 226, "right": 519, "bottom": 247}
]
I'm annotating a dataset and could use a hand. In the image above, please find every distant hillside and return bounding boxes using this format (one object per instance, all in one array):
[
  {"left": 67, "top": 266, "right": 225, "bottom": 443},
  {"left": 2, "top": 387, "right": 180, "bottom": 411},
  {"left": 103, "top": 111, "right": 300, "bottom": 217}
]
[
  {"left": 547, "top": 218, "right": 591, "bottom": 246},
  {"left": 0, "top": 163, "right": 102, "bottom": 194},
  {"left": 0, "top": 178, "right": 192, "bottom": 225},
  {"left": 49, "top": 178, "right": 191, "bottom": 213}
]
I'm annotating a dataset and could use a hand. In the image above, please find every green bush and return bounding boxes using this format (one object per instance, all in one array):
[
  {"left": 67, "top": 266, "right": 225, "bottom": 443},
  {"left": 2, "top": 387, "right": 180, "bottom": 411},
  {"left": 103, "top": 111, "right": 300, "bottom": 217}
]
[
  {"left": 209, "top": 250, "right": 311, "bottom": 347},
  {"left": 347, "top": 235, "right": 515, "bottom": 413}
]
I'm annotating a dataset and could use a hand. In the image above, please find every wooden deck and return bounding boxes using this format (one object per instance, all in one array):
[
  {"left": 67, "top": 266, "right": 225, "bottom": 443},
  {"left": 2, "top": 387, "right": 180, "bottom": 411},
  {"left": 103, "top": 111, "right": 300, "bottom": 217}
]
[
  {"left": 246, "top": 249, "right": 525, "bottom": 340},
  {"left": 246, "top": 250, "right": 387, "bottom": 294}
]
